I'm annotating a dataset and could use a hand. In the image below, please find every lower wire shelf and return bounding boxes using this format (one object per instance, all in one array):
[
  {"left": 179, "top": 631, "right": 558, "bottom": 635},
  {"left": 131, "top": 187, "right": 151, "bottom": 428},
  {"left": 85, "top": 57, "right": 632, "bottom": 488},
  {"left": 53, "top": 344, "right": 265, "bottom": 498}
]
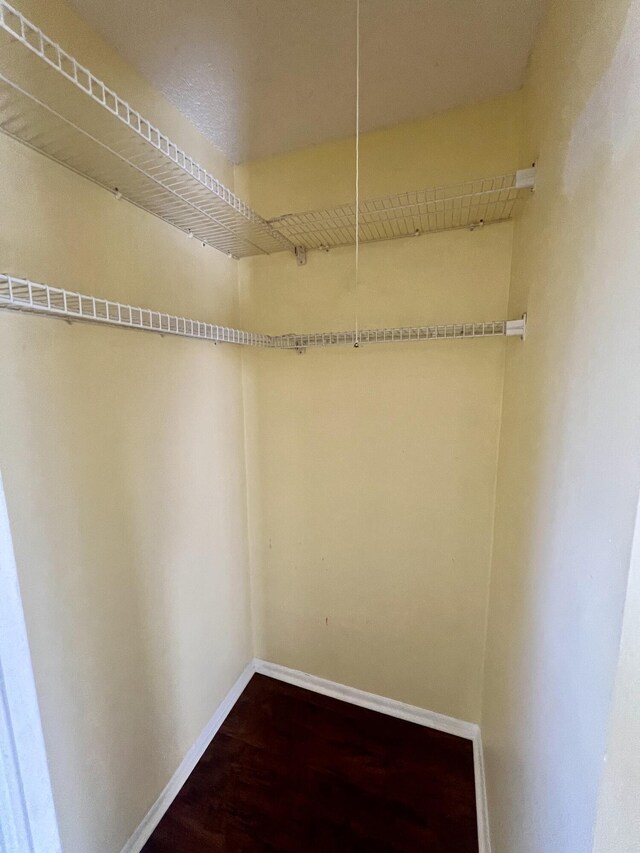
[{"left": 0, "top": 273, "right": 526, "bottom": 349}]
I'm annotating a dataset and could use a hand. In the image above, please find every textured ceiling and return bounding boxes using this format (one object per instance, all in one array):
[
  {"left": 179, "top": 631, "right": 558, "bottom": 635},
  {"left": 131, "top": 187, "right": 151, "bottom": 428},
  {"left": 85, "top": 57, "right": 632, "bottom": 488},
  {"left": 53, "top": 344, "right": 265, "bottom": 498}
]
[{"left": 67, "top": 0, "right": 546, "bottom": 164}]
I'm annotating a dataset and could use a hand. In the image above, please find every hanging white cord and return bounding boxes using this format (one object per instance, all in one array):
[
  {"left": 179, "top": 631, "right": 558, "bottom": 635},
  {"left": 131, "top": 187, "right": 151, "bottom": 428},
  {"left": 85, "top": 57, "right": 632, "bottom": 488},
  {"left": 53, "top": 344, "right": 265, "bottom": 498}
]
[{"left": 354, "top": 0, "right": 361, "bottom": 347}]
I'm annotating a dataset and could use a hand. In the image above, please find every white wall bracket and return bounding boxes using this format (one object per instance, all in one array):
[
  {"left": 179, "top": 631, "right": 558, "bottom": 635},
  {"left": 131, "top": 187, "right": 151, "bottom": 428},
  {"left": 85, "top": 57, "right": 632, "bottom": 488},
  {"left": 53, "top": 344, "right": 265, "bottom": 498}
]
[
  {"left": 295, "top": 246, "right": 307, "bottom": 266},
  {"left": 506, "top": 314, "right": 527, "bottom": 339},
  {"left": 515, "top": 166, "right": 537, "bottom": 190}
]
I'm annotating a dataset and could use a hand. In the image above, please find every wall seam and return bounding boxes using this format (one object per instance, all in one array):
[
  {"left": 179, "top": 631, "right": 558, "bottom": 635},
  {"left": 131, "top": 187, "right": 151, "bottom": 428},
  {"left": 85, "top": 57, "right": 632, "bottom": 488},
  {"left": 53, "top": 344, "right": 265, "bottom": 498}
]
[
  {"left": 476, "top": 221, "right": 515, "bottom": 728},
  {"left": 237, "top": 282, "right": 259, "bottom": 659}
]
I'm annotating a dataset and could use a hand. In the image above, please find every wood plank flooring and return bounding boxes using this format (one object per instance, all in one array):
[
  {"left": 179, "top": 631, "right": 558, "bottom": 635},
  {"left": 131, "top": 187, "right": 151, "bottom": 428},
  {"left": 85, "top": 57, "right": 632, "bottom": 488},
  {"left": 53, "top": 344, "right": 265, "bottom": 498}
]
[{"left": 143, "top": 674, "right": 478, "bottom": 852}]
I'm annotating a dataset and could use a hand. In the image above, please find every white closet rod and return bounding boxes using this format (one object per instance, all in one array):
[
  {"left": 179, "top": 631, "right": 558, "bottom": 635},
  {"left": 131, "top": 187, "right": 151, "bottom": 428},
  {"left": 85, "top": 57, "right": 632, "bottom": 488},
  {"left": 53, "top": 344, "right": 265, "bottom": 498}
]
[{"left": 0, "top": 274, "right": 526, "bottom": 349}]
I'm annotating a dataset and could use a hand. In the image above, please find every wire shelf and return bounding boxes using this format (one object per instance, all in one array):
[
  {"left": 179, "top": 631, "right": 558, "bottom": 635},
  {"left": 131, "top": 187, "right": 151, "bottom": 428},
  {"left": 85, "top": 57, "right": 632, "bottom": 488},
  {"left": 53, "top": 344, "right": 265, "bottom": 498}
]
[
  {"left": 0, "top": 1, "right": 535, "bottom": 261},
  {"left": 0, "top": 1, "right": 295, "bottom": 259},
  {"left": 0, "top": 273, "right": 526, "bottom": 348},
  {"left": 0, "top": 274, "right": 272, "bottom": 345},
  {"left": 271, "top": 320, "right": 521, "bottom": 349},
  {"left": 269, "top": 172, "right": 534, "bottom": 251}
]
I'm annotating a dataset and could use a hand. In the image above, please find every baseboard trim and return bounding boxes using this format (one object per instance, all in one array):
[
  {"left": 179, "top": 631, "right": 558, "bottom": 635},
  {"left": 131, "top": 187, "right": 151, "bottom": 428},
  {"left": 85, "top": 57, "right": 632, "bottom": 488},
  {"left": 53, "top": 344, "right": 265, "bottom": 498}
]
[
  {"left": 254, "top": 658, "right": 478, "bottom": 740},
  {"left": 120, "top": 661, "right": 254, "bottom": 853},
  {"left": 473, "top": 729, "right": 492, "bottom": 853},
  {"left": 122, "top": 658, "right": 491, "bottom": 853}
]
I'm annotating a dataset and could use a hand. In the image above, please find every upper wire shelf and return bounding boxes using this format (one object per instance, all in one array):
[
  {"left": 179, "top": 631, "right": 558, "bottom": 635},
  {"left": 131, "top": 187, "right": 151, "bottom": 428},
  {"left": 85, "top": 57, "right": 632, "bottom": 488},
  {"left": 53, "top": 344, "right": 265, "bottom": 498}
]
[
  {"left": 0, "top": 1, "right": 295, "bottom": 259},
  {"left": 0, "top": 2, "right": 535, "bottom": 262},
  {"left": 270, "top": 170, "right": 535, "bottom": 252}
]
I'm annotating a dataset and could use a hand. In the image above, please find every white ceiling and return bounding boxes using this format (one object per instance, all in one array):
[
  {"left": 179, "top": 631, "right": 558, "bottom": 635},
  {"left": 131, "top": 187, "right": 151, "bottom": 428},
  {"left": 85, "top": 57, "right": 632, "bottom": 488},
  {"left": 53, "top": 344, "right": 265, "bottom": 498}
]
[{"left": 68, "top": 0, "right": 546, "bottom": 164}]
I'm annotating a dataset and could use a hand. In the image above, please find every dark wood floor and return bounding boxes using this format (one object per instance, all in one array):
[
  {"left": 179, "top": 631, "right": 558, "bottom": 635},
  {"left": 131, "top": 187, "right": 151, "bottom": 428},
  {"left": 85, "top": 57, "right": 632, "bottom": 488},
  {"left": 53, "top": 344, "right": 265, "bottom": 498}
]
[{"left": 143, "top": 674, "right": 478, "bottom": 852}]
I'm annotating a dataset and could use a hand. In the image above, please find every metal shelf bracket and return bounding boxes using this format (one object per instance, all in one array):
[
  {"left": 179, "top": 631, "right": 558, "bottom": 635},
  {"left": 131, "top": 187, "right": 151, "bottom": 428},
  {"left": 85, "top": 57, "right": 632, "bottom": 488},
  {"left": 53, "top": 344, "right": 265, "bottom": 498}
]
[
  {"left": 515, "top": 167, "right": 537, "bottom": 190},
  {"left": 506, "top": 314, "right": 527, "bottom": 339}
]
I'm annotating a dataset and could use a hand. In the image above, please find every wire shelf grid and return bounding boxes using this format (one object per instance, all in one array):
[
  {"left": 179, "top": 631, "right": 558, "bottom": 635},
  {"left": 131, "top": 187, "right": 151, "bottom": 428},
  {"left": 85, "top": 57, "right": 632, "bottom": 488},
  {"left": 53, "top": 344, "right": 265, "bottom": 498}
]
[
  {"left": 0, "top": 274, "right": 272, "bottom": 346},
  {"left": 270, "top": 173, "right": 530, "bottom": 251},
  {"left": 0, "top": 4, "right": 536, "bottom": 261},
  {"left": 0, "top": 1, "right": 295, "bottom": 258},
  {"left": 0, "top": 274, "right": 526, "bottom": 349},
  {"left": 271, "top": 321, "right": 509, "bottom": 349}
]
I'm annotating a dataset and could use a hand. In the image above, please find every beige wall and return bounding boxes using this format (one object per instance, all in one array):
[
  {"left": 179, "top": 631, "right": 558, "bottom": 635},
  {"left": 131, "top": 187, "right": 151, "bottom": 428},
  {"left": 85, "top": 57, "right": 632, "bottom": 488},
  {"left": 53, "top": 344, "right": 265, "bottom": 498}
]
[
  {"left": 238, "top": 91, "right": 523, "bottom": 215},
  {"left": 481, "top": 1, "right": 640, "bottom": 851},
  {"left": 236, "top": 93, "right": 522, "bottom": 721},
  {"left": 0, "top": 2, "right": 252, "bottom": 851}
]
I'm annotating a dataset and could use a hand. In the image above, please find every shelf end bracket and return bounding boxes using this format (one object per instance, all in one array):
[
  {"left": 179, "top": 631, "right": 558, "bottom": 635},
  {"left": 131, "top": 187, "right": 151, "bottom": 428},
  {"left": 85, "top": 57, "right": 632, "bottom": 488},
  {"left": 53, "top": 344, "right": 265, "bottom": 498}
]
[
  {"left": 506, "top": 313, "right": 527, "bottom": 340},
  {"left": 515, "top": 167, "right": 537, "bottom": 190}
]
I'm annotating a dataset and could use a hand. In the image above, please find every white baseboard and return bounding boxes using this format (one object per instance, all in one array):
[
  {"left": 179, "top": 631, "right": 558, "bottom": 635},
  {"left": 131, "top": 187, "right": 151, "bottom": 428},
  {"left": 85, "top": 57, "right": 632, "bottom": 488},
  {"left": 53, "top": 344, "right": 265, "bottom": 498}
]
[
  {"left": 122, "top": 658, "right": 491, "bottom": 853},
  {"left": 472, "top": 729, "right": 491, "bottom": 853},
  {"left": 254, "top": 658, "right": 478, "bottom": 740},
  {"left": 121, "top": 661, "right": 254, "bottom": 853},
  {"left": 254, "top": 659, "right": 490, "bottom": 853}
]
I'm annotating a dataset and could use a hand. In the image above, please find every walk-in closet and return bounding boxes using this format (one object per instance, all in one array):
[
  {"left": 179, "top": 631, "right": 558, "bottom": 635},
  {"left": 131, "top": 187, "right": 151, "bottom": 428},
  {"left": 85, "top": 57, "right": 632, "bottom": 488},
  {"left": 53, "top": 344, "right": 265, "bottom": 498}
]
[{"left": 1, "top": 1, "right": 639, "bottom": 851}]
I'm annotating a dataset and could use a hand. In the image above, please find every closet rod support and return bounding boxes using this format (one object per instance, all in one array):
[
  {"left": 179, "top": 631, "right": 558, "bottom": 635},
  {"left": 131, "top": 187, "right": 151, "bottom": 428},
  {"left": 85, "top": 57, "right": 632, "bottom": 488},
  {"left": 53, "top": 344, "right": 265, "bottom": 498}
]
[
  {"left": 515, "top": 167, "right": 537, "bottom": 190},
  {"left": 506, "top": 314, "right": 527, "bottom": 340}
]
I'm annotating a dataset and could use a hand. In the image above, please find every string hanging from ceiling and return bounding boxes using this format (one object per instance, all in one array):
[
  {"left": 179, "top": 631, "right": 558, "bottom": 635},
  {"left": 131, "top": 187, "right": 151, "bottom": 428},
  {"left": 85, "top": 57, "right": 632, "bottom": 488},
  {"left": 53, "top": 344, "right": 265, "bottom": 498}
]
[{"left": 354, "top": 0, "right": 361, "bottom": 347}]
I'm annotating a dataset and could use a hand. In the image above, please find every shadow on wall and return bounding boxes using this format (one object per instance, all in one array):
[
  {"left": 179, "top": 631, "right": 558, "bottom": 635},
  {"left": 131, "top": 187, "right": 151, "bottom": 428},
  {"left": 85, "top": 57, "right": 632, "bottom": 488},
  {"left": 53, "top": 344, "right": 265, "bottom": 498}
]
[
  {"left": 481, "top": 1, "right": 640, "bottom": 848},
  {"left": 0, "top": 315, "right": 251, "bottom": 852}
]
